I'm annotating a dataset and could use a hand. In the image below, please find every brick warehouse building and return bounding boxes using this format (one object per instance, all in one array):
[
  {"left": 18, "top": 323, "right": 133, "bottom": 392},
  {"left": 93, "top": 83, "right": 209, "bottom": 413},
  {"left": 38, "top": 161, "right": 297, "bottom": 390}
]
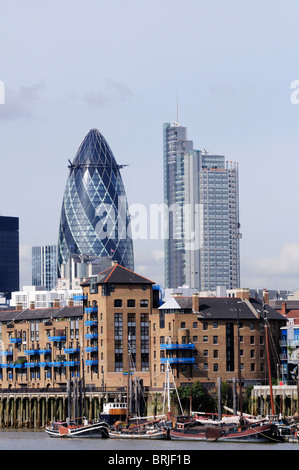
[
  {"left": 150, "top": 291, "right": 286, "bottom": 390},
  {"left": 0, "top": 264, "right": 286, "bottom": 394}
]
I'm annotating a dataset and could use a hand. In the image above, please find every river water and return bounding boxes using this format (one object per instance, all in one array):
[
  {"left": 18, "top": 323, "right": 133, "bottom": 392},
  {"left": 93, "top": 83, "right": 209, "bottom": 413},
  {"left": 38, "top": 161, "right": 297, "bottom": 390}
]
[{"left": 0, "top": 429, "right": 297, "bottom": 453}]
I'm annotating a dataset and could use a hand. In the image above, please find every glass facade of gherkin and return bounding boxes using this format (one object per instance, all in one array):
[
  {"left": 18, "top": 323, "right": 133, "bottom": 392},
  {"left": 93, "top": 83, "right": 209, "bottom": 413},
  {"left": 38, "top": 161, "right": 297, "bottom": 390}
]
[{"left": 58, "top": 129, "right": 134, "bottom": 276}]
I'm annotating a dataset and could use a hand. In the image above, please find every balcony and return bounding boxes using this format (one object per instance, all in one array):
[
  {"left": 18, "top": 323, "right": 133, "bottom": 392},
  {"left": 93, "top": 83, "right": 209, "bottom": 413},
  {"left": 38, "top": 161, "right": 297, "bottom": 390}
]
[
  {"left": 64, "top": 348, "right": 80, "bottom": 354},
  {"left": 160, "top": 343, "right": 195, "bottom": 350},
  {"left": 39, "top": 349, "right": 52, "bottom": 355},
  {"left": 85, "top": 333, "right": 98, "bottom": 340},
  {"left": 160, "top": 358, "right": 195, "bottom": 364},
  {"left": 0, "top": 351, "right": 13, "bottom": 356},
  {"left": 73, "top": 295, "right": 87, "bottom": 301},
  {"left": 24, "top": 350, "right": 40, "bottom": 355},
  {"left": 85, "top": 307, "right": 98, "bottom": 314},
  {"left": 85, "top": 347, "right": 98, "bottom": 353},
  {"left": 86, "top": 360, "right": 98, "bottom": 366},
  {"left": 85, "top": 320, "right": 98, "bottom": 327},
  {"left": 25, "top": 363, "right": 38, "bottom": 368},
  {"left": 48, "top": 336, "right": 66, "bottom": 342},
  {"left": 10, "top": 338, "right": 22, "bottom": 344},
  {"left": 63, "top": 361, "right": 80, "bottom": 367}
]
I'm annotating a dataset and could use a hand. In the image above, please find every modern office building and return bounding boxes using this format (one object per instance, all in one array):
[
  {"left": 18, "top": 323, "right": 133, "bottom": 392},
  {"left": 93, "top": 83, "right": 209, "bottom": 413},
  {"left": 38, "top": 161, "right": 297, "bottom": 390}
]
[
  {"left": 163, "top": 121, "right": 241, "bottom": 291},
  {"left": 0, "top": 216, "right": 19, "bottom": 299},
  {"left": 57, "top": 129, "right": 134, "bottom": 279},
  {"left": 32, "top": 245, "right": 57, "bottom": 291}
]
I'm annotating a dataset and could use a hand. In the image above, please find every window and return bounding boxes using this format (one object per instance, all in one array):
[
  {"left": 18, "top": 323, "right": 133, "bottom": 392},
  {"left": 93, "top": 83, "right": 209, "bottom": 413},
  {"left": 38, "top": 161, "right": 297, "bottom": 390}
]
[
  {"left": 127, "top": 299, "right": 135, "bottom": 307},
  {"left": 203, "top": 336, "right": 208, "bottom": 343},
  {"left": 180, "top": 322, "right": 185, "bottom": 328},
  {"left": 193, "top": 322, "right": 198, "bottom": 329},
  {"left": 114, "top": 313, "right": 123, "bottom": 338},
  {"left": 193, "top": 336, "right": 198, "bottom": 343},
  {"left": 90, "top": 276, "right": 98, "bottom": 294},
  {"left": 213, "top": 322, "right": 218, "bottom": 329},
  {"left": 250, "top": 336, "right": 255, "bottom": 345},
  {"left": 213, "top": 336, "right": 218, "bottom": 345},
  {"left": 203, "top": 322, "right": 208, "bottom": 330},
  {"left": 114, "top": 299, "right": 122, "bottom": 307},
  {"left": 140, "top": 299, "right": 148, "bottom": 308}
]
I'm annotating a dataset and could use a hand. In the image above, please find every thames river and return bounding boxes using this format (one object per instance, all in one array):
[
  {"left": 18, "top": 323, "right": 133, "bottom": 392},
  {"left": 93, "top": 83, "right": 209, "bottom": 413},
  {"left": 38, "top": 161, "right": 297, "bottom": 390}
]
[{"left": 0, "top": 429, "right": 297, "bottom": 452}]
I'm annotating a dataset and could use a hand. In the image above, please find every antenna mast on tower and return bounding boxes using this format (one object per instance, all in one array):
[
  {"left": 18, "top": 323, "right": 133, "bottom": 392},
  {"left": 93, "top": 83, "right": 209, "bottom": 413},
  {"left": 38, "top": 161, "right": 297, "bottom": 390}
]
[{"left": 174, "top": 91, "right": 180, "bottom": 126}]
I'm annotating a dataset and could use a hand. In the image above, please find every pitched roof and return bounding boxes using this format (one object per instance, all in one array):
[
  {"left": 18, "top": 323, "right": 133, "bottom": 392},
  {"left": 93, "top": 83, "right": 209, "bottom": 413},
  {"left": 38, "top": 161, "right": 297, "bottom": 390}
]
[
  {"left": 82, "top": 263, "right": 154, "bottom": 286},
  {"left": 0, "top": 306, "right": 83, "bottom": 322},
  {"left": 159, "top": 296, "right": 286, "bottom": 322}
]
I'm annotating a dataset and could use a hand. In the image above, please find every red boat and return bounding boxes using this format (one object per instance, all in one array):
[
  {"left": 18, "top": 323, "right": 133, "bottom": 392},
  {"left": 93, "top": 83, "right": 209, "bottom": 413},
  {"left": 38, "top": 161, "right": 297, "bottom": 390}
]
[{"left": 169, "top": 415, "right": 283, "bottom": 443}]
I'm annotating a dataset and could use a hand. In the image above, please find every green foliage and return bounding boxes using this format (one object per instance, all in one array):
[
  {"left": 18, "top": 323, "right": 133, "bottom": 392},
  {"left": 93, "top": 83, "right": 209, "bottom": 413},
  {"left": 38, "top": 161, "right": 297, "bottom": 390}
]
[{"left": 176, "top": 381, "right": 215, "bottom": 413}]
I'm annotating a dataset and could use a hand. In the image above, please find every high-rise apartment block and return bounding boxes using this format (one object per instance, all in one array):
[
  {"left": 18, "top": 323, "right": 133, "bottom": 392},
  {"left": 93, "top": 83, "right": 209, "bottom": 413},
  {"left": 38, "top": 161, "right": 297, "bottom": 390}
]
[
  {"left": 0, "top": 216, "right": 19, "bottom": 299},
  {"left": 32, "top": 245, "right": 58, "bottom": 291},
  {"left": 164, "top": 121, "right": 241, "bottom": 291}
]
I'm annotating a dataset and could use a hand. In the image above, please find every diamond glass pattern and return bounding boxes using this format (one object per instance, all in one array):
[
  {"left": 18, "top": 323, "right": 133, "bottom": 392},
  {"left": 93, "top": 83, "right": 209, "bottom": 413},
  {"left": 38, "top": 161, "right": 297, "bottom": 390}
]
[{"left": 58, "top": 129, "right": 134, "bottom": 275}]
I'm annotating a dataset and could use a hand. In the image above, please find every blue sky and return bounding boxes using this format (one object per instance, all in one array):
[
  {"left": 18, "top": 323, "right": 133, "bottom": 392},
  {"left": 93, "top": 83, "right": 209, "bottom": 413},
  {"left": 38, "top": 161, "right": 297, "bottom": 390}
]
[{"left": 1, "top": 0, "right": 299, "bottom": 291}]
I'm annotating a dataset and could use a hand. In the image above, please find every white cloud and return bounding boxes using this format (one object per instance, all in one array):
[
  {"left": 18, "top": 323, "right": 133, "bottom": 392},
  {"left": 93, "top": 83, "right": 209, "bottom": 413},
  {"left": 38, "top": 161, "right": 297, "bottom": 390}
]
[
  {"left": 0, "top": 82, "right": 44, "bottom": 120},
  {"left": 253, "top": 243, "right": 299, "bottom": 276},
  {"left": 242, "top": 242, "right": 299, "bottom": 290},
  {"left": 84, "top": 80, "right": 133, "bottom": 107}
]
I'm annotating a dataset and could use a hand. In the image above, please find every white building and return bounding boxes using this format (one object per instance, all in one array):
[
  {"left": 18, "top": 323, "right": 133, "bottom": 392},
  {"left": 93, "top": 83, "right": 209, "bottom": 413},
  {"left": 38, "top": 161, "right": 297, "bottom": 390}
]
[{"left": 10, "top": 285, "right": 83, "bottom": 309}]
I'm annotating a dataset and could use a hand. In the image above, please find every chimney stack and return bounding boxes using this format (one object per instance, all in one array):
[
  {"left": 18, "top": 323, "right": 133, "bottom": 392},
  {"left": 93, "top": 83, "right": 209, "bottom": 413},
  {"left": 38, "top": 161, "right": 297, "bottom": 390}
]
[
  {"left": 263, "top": 289, "right": 269, "bottom": 305},
  {"left": 192, "top": 293, "right": 200, "bottom": 313},
  {"left": 235, "top": 288, "right": 250, "bottom": 301}
]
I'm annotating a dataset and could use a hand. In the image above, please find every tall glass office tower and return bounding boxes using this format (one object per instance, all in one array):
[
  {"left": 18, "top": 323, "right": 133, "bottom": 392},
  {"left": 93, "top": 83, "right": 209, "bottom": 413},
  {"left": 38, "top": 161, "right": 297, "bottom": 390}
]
[
  {"left": 58, "top": 129, "right": 134, "bottom": 277},
  {"left": 164, "top": 121, "right": 240, "bottom": 291},
  {"left": 0, "top": 216, "right": 19, "bottom": 299},
  {"left": 32, "top": 245, "right": 57, "bottom": 291}
]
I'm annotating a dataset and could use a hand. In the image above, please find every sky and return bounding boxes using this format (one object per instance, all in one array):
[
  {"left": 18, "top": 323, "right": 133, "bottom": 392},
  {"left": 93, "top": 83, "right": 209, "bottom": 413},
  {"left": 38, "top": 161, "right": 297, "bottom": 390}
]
[{"left": 1, "top": 0, "right": 299, "bottom": 292}]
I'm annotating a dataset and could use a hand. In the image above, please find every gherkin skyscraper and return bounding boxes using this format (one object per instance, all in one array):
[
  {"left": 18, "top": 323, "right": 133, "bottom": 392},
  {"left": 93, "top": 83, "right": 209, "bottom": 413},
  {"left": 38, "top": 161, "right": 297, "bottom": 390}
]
[{"left": 58, "top": 129, "right": 134, "bottom": 276}]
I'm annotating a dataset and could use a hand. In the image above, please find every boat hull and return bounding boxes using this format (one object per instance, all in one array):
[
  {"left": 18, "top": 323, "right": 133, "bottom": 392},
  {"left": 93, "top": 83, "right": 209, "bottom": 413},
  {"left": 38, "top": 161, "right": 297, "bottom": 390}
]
[
  {"left": 108, "top": 430, "right": 168, "bottom": 439},
  {"left": 45, "top": 421, "right": 110, "bottom": 438},
  {"left": 170, "top": 423, "right": 282, "bottom": 443}
]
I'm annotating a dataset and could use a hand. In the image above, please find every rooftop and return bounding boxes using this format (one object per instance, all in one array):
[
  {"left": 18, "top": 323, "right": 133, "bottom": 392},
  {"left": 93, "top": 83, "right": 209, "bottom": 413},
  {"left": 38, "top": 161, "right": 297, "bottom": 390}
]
[
  {"left": 0, "top": 305, "right": 83, "bottom": 322},
  {"left": 81, "top": 263, "right": 154, "bottom": 286},
  {"left": 159, "top": 296, "right": 286, "bottom": 322}
]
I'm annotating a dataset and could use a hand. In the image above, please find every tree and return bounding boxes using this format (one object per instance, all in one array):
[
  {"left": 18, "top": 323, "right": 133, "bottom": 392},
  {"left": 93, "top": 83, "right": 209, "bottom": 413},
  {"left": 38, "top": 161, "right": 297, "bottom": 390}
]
[{"left": 176, "top": 381, "right": 215, "bottom": 414}]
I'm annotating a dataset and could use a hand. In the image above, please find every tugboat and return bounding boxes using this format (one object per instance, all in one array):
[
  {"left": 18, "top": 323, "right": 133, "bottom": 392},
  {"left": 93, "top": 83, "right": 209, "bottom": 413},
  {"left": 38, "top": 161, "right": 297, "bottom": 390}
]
[{"left": 99, "top": 402, "right": 128, "bottom": 425}]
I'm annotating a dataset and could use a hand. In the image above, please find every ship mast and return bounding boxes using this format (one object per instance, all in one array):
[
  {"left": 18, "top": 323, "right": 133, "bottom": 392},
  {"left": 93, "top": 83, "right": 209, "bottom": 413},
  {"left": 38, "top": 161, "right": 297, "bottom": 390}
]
[{"left": 264, "top": 301, "right": 275, "bottom": 416}]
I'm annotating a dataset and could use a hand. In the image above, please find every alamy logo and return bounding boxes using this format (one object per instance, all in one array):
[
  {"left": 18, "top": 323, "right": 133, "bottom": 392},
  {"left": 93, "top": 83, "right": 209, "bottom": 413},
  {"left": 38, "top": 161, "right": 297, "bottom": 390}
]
[
  {"left": 290, "top": 80, "right": 299, "bottom": 104},
  {"left": 0, "top": 81, "right": 5, "bottom": 104}
]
